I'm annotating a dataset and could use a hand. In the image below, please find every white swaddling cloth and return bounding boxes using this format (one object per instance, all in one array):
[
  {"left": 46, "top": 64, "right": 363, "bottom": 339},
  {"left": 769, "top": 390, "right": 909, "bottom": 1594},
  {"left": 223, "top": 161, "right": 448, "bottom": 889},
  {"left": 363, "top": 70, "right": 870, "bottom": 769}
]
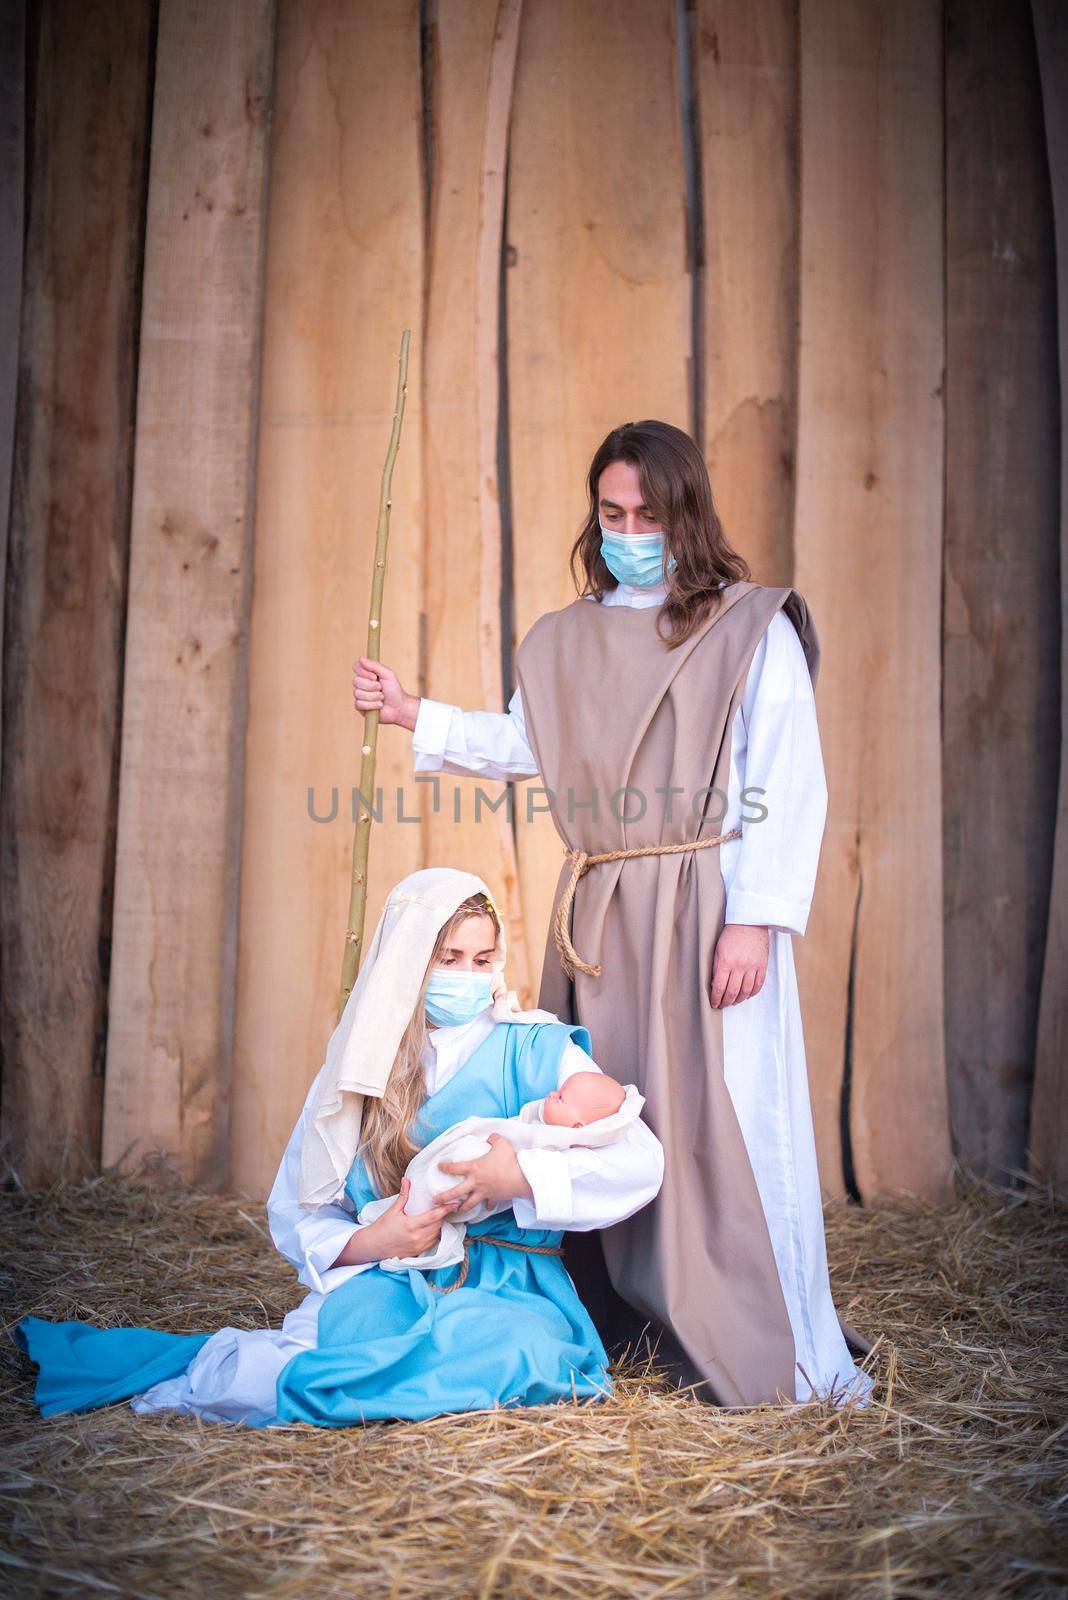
[{"left": 358, "top": 1083, "right": 646, "bottom": 1274}]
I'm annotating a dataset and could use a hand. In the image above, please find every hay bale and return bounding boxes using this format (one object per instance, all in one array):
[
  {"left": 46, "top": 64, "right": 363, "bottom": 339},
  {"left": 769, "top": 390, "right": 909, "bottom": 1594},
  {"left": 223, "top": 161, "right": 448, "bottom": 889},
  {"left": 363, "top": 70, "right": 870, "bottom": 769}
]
[{"left": 1, "top": 1161, "right": 1065, "bottom": 1598}]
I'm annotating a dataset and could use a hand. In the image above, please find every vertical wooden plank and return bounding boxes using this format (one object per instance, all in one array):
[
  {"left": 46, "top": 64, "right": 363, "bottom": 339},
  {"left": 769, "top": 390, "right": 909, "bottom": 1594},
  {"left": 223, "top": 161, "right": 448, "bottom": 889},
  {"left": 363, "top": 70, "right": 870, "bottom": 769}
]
[
  {"left": 1, "top": 0, "right": 154, "bottom": 1187},
  {"left": 793, "top": 0, "right": 951, "bottom": 1201},
  {"left": 1029, "top": 0, "right": 1068, "bottom": 1192},
  {"left": 0, "top": 0, "right": 25, "bottom": 769},
  {"left": 507, "top": 0, "right": 691, "bottom": 996},
  {"left": 695, "top": 0, "right": 799, "bottom": 584},
  {"left": 101, "top": 0, "right": 275, "bottom": 1188},
  {"left": 944, "top": 0, "right": 1059, "bottom": 1185},
  {"left": 230, "top": 0, "right": 425, "bottom": 1200},
  {"left": 422, "top": 0, "right": 530, "bottom": 998}
]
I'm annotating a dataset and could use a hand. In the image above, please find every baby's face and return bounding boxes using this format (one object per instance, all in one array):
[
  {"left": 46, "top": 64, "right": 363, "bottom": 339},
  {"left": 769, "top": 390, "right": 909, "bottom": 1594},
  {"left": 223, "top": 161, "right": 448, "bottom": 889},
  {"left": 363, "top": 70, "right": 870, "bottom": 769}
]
[{"left": 542, "top": 1071, "right": 626, "bottom": 1129}]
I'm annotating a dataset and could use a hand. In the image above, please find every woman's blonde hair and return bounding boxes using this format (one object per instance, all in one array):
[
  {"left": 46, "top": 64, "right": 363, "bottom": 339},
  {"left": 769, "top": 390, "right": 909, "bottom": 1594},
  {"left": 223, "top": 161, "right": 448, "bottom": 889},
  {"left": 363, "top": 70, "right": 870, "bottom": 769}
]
[{"left": 356, "top": 892, "right": 501, "bottom": 1199}]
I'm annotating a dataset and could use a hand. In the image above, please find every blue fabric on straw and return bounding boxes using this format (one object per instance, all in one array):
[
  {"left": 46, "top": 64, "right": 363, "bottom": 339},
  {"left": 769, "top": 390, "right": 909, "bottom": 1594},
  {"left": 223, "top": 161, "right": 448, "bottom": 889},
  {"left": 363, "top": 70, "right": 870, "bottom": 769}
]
[{"left": 13, "top": 1316, "right": 211, "bottom": 1417}]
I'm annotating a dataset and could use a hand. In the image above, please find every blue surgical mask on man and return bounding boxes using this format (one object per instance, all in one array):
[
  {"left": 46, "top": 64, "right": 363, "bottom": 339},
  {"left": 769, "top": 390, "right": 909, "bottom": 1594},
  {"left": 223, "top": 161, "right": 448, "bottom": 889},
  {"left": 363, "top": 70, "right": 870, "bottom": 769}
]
[
  {"left": 424, "top": 968, "right": 496, "bottom": 1028},
  {"left": 598, "top": 519, "right": 677, "bottom": 588}
]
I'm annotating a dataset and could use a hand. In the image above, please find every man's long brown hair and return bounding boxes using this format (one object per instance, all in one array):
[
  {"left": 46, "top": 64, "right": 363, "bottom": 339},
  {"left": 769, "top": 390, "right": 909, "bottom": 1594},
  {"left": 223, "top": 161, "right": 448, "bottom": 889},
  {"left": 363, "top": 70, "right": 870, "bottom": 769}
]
[
  {"left": 356, "top": 893, "right": 501, "bottom": 1200},
  {"left": 569, "top": 419, "right": 751, "bottom": 648}
]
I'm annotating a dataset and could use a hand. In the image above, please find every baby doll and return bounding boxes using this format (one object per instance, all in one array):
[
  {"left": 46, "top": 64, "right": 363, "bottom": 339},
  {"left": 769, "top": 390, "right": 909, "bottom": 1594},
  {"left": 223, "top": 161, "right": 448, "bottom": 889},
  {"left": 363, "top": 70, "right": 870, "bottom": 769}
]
[
  {"left": 540, "top": 1071, "right": 627, "bottom": 1130},
  {"left": 357, "top": 1071, "right": 640, "bottom": 1274}
]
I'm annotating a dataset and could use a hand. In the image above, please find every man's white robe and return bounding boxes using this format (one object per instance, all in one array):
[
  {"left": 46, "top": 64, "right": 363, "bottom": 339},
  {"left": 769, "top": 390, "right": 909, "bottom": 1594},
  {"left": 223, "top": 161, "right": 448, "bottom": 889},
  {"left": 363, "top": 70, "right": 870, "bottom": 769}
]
[{"left": 411, "top": 579, "right": 873, "bottom": 1406}]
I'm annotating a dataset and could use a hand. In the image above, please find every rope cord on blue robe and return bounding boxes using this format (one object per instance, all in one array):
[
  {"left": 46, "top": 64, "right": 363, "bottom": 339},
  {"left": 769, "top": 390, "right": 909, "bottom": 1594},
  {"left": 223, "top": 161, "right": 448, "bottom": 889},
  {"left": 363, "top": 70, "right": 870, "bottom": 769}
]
[{"left": 428, "top": 1233, "right": 564, "bottom": 1295}]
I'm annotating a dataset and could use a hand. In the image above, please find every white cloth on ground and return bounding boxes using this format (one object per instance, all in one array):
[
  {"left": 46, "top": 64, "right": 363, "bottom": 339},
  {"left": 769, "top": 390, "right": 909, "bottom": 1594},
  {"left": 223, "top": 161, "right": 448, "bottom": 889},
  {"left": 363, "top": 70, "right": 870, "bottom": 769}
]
[
  {"left": 410, "top": 581, "right": 874, "bottom": 1408},
  {"left": 358, "top": 1082, "right": 647, "bottom": 1272},
  {"left": 130, "top": 1010, "right": 665, "bottom": 1425}
]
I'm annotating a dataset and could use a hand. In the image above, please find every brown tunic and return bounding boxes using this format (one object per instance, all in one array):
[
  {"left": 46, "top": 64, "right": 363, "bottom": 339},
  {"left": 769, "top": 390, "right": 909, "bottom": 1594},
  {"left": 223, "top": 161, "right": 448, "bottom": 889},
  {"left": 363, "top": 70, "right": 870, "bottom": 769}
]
[{"left": 515, "top": 579, "right": 826, "bottom": 1405}]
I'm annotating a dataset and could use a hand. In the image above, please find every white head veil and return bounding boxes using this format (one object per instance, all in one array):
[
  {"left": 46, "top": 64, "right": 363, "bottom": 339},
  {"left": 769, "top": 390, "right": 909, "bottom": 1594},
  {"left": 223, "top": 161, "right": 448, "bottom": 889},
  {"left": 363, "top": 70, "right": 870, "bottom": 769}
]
[{"left": 297, "top": 866, "right": 558, "bottom": 1208}]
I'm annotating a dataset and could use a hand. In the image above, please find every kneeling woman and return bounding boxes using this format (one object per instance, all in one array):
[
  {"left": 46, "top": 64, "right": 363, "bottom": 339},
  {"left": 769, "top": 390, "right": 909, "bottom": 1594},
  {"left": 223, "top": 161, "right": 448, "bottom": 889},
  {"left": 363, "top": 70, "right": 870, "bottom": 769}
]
[{"left": 16, "top": 868, "right": 665, "bottom": 1427}]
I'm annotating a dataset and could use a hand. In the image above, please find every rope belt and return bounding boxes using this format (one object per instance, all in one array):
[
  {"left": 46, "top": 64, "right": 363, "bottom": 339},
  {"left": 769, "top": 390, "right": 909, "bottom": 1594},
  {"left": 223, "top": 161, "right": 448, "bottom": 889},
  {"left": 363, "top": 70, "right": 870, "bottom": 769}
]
[
  {"left": 428, "top": 1233, "right": 563, "bottom": 1295},
  {"left": 552, "top": 825, "right": 742, "bottom": 979}
]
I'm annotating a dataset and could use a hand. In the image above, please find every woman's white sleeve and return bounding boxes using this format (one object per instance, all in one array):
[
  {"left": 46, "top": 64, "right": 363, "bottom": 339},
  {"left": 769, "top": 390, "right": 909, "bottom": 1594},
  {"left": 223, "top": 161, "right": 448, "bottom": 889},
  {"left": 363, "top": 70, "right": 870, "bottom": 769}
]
[
  {"left": 266, "top": 1076, "right": 377, "bottom": 1295},
  {"left": 511, "top": 1042, "right": 665, "bottom": 1233},
  {"left": 411, "top": 685, "right": 540, "bottom": 782},
  {"left": 723, "top": 608, "right": 829, "bottom": 937}
]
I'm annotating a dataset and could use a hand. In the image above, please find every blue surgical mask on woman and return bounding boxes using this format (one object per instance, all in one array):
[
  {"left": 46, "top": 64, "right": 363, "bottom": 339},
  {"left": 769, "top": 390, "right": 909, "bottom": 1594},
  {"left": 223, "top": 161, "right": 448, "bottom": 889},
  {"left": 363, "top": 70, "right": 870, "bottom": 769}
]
[
  {"left": 599, "top": 519, "right": 677, "bottom": 588},
  {"left": 424, "top": 968, "right": 496, "bottom": 1028}
]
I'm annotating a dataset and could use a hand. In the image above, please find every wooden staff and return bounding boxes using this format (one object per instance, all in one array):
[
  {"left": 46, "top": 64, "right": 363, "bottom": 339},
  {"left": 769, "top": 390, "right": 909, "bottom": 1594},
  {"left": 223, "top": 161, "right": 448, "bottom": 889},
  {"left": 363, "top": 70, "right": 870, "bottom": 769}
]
[{"left": 338, "top": 329, "right": 411, "bottom": 1020}]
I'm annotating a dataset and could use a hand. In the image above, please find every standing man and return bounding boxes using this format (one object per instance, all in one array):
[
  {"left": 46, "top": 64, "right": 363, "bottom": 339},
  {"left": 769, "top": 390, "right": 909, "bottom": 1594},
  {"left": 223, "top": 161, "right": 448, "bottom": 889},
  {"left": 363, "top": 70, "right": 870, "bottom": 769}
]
[{"left": 354, "top": 420, "right": 873, "bottom": 1407}]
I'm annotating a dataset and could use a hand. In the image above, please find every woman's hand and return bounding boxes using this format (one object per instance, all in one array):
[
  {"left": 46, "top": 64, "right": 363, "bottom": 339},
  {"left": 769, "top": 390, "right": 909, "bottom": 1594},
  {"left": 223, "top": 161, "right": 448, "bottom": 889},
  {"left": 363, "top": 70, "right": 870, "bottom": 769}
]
[
  {"left": 333, "top": 1178, "right": 456, "bottom": 1266},
  {"left": 437, "top": 1134, "right": 534, "bottom": 1211},
  {"left": 709, "top": 923, "right": 769, "bottom": 1007},
  {"left": 352, "top": 656, "right": 420, "bottom": 731}
]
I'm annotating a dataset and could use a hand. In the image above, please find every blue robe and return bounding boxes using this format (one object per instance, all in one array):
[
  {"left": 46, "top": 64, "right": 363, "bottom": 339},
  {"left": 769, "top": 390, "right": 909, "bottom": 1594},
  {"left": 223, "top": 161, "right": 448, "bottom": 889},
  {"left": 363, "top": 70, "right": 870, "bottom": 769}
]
[{"left": 14, "top": 1020, "right": 612, "bottom": 1425}]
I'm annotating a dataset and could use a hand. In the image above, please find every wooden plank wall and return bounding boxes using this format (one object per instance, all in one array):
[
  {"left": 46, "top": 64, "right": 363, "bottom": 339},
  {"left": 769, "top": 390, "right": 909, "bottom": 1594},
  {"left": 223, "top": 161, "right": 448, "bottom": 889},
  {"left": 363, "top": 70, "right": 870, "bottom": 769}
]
[
  {"left": 229, "top": 0, "right": 425, "bottom": 1200},
  {"left": 420, "top": 0, "right": 530, "bottom": 1000},
  {"left": 944, "top": 0, "right": 1060, "bottom": 1187},
  {"left": 0, "top": 0, "right": 24, "bottom": 768},
  {"left": 1029, "top": 0, "right": 1068, "bottom": 1190},
  {"left": 1, "top": 0, "right": 154, "bottom": 1187},
  {"left": 2, "top": 0, "right": 1064, "bottom": 1202},
  {"left": 101, "top": 0, "right": 275, "bottom": 1190},
  {"left": 793, "top": 0, "right": 951, "bottom": 1201},
  {"left": 695, "top": 0, "right": 798, "bottom": 587}
]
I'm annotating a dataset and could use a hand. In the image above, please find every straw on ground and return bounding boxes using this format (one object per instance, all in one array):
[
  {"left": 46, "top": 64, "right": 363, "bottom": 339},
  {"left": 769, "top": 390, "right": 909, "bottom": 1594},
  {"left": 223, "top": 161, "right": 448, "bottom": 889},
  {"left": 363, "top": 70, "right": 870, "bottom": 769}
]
[{"left": 1, "top": 1162, "right": 1065, "bottom": 1599}]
